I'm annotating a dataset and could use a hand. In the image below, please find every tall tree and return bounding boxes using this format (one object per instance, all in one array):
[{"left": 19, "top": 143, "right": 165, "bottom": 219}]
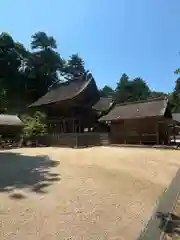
[
  {"left": 170, "top": 64, "right": 180, "bottom": 112},
  {"left": 0, "top": 32, "right": 29, "bottom": 112},
  {"left": 132, "top": 78, "right": 151, "bottom": 101},
  {"left": 114, "top": 73, "right": 129, "bottom": 103},
  {"left": 26, "top": 31, "right": 64, "bottom": 101},
  {"left": 170, "top": 78, "right": 180, "bottom": 112},
  {"left": 31, "top": 32, "right": 57, "bottom": 50},
  {"left": 114, "top": 73, "right": 151, "bottom": 103}
]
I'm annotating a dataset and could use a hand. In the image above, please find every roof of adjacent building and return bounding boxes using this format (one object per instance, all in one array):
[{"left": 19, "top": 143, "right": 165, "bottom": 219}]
[
  {"left": 0, "top": 115, "right": 22, "bottom": 126},
  {"left": 29, "top": 73, "right": 97, "bottom": 107},
  {"left": 99, "top": 97, "right": 169, "bottom": 121},
  {"left": 92, "top": 97, "right": 113, "bottom": 112},
  {"left": 172, "top": 113, "right": 180, "bottom": 122}
]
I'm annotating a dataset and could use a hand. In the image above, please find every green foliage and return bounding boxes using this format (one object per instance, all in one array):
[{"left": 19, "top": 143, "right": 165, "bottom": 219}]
[
  {"left": 99, "top": 85, "right": 114, "bottom": 97},
  {"left": 24, "top": 31, "right": 64, "bottom": 101},
  {"left": 0, "top": 31, "right": 84, "bottom": 113},
  {"left": 63, "top": 54, "right": 86, "bottom": 80},
  {"left": 22, "top": 111, "right": 47, "bottom": 139},
  {"left": 0, "top": 32, "right": 28, "bottom": 111},
  {"left": 171, "top": 59, "right": 180, "bottom": 112},
  {"left": 114, "top": 74, "right": 151, "bottom": 103},
  {"left": 0, "top": 32, "right": 15, "bottom": 48},
  {"left": 31, "top": 32, "right": 57, "bottom": 50},
  {"left": 149, "top": 91, "right": 167, "bottom": 98},
  {"left": 170, "top": 78, "right": 180, "bottom": 112},
  {"left": 132, "top": 77, "right": 151, "bottom": 100},
  {"left": 174, "top": 68, "right": 180, "bottom": 75}
]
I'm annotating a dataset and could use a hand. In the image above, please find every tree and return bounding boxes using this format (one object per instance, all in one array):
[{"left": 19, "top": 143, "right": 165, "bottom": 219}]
[
  {"left": 170, "top": 64, "right": 180, "bottom": 112},
  {"left": 170, "top": 78, "right": 180, "bottom": 112},
  {"left": 149, "top": 91, "right": 167, "bottom": 98},
  {"left": 132, "top": 78, "right": 151, "bottom": 101},
  {"left": 63, "top": 54, "right": 86, "bottom": 80},
  {"left": 0, "top": 32, "right": 29, "bottom": 111},
  {"left": 22, "top": 111, "right": 47, "bottom": 140},
  {"left": 114, "top": 73, "right": 129, "bottom": 103},
  {"left": 99, "top": 85, "right": 114, "bottom": 97},
  {"left": 31, "top": 31, "right": 57, "bottom": 50},
  {"left": 26, "top": 31, "right": 64, "bottom": 101},
  {"left": 114, "top": 73, "right": 151, "bottom": 103}
]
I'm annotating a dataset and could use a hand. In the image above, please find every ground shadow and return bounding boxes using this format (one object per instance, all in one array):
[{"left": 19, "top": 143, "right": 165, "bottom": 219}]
[
  {"left": 157, "top": 211, "right": 180, "bottom": 235},
  {"left": 0, "top": 151, "right": 60, "bottom": 198}
]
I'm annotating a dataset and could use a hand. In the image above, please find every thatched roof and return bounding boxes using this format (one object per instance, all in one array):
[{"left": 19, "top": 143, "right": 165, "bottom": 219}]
[
  {"left": 29, "top": 74, "right": 98, "bottom": 107},
  {"left": 99, "top": 97, "right": 169, "bottom": 122},
  {"left": 92, "top": 97, "right": 113, "bottom": 112},
  {"left": 0, "top": 115, "right": 22, "bottom": 126}
]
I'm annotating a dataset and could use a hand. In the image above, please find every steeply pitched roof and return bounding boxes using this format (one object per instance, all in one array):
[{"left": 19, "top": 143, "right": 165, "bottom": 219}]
[
  {"left": 92, "top": 97, "right": 113, "bottom": 112},
  {"left": 29, "top": 74, "right": 97, "bottom": 107},
  {"left": 99, "top": 97, "right": 169, "bottom": 121},
  {"left": 0, "top": 115, "right": 22, "bottom": 126},
  {"left": 172, "top": 113, "right": 180, "bottom": 122}
]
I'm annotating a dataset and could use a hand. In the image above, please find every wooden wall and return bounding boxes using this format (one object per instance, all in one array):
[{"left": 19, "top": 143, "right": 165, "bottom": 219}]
[{"left": 110, "top": 117, "right": 170, "bottom": 144}]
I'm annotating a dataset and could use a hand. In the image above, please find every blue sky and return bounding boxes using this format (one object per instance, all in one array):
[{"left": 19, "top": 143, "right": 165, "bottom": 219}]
[{"left": 1, "top": 0, "right": 180, "bottom": 92}]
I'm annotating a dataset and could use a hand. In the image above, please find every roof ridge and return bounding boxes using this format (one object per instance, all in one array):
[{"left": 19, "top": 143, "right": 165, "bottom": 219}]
[
  {"left": 48, "top": 73, "right": 91, "bottom": 91},
  {"left": 115, "top": 97, "right": 167, "bottom": 107},
  {"left": 50, "top": 74, "right": 85, "bottom": 89}
]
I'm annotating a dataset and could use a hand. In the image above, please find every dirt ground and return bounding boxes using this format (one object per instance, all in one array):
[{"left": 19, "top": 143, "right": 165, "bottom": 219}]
[{"left": 0, "top": 146, "right": 180, "bottom": 240}]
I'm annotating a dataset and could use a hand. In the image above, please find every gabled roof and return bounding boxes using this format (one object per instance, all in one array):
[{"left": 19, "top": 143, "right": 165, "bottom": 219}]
[
  {"left": 29, "top": 73, "right": 97, "bottom": 107},
  {"left": 172, "top": 113, "right": 180, "bottom": 122},
  {"left": 92, "top": 97, "right": 113, "bottom": 112},
  {"left": 99, "top": 97, "right": 169, "bottom": 121},
  {"left": 0, "top": 115, "right": 22, "bottom": 126}
]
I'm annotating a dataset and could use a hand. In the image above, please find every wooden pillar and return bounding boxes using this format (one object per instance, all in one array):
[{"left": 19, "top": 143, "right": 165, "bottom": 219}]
[
  {"left": 60, "top": 120, "right": 62, "bottom": 133},
  {"left": 156, "top": 122, "right": 159, "bottom": 145},
  {"left": 140, "top": 134, "right": 142, "bottom": 145},
  {"left": 75, "top": 119, "right": 79, "bottom": 148},
  {"left": 72, "top": 119, "right": 75, "bottom": 133},
  {"left": 61, "top": 120, "right": 63, "bottom": 132},
  {"left": 63, "top": 120, "right": 66, "bottom": 133},
  {"left": 79, "top": 119, "right": 81, "bottom": 133},
  {"left": 173, "top": 124, "right": 176, "bottom": 144}
]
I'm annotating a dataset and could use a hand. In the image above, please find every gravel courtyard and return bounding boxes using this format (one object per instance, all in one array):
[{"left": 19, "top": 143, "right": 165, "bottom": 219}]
[{"left": 0, "top": 146, "right": 180, "bottom": 240}]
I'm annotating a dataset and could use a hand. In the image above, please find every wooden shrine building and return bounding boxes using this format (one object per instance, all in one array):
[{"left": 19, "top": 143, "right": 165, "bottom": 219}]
[
  {"left": 99, "top": 97, "right": 173, "bottom": 144},
  {"left": 29, "top": 73, "right": 113, "bottom": 134}
]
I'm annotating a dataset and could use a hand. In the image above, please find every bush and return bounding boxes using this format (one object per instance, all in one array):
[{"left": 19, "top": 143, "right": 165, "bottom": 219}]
[{"left": 22, "top": 111, "right": 47, "bottom": 140}]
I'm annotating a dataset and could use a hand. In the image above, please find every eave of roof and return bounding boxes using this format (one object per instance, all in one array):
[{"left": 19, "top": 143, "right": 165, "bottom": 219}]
[
  {"left": 99, "top": 97, "right": 169, "bottom": 122},
  {"left": 0, "top": 115, "right": 22, "bottom": 126},
  {"left": 29, "top": 73, "right": 96, "bottom": 107},
  {"left": 92, "top": 97, "right": 113, "bottom": 112}
]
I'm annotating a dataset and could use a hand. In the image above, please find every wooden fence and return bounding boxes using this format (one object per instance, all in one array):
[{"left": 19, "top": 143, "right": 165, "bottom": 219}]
[
  {"left": 38, "top": 132, "right": 110, "bottom": 148},
  {"left": 37, "top": 132, "right": 163, "bottom": 148}
]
